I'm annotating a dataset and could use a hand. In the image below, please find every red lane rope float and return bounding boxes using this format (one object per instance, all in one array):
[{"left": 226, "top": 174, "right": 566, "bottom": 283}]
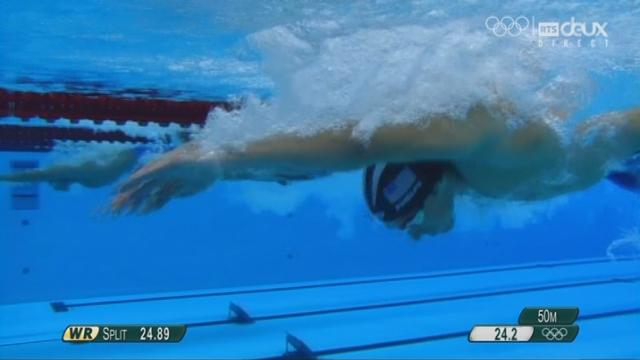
[
  {"left": 0, "top": 124, "right": 151, "bottom": 152},
  {"left": 0, "top": 88, "right": 233, "bottom": 127}
]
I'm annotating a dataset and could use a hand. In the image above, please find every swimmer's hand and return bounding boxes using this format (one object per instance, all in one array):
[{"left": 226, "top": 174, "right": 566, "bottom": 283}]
[{"left": 110, "top": 145, "right": 218, "bottom": 214}]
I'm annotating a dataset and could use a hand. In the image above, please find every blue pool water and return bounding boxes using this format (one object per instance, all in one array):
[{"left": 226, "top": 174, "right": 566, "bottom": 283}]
[{"left": 1, "top": 1, "right": 639, "bottom": 358}]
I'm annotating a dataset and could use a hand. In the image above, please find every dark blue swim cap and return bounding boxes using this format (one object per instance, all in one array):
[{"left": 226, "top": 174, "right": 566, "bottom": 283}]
[{"left": 363, "top": 162, "right": 449, "bottom": 228}]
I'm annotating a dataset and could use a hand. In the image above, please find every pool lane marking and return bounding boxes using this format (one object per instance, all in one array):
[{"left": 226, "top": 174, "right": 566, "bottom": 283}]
[
  {"left": 50, "top": 257, "right": 639, "bottom": 312},
  {"left": 261, "top": 307, "right": 640, "bottom": 359},
  {"left": 187, "top": 276, "right": 640, "bottom": 327}
]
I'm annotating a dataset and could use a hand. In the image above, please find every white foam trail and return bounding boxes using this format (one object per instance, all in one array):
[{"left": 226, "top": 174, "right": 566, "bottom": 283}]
[
  {"left": 455, "top": 194, "right": 569, "bottom": 231},
  {"left": 197, "top": 1, "right": 639, "bottom": 149},
  {"left": 191, "top": 1, "right": 638, "bottom": 236},
  {"left": 607, "top": 228, "right": 640, "bottom": 260},
  {"left": 222, "top": 172, "right": 362, "bottom": 239}
]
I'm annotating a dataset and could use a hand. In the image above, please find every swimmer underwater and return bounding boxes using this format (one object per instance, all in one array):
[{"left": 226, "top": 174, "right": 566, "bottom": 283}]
[{"left": 1, "top": 101, "right": 639, "bottom": 239}]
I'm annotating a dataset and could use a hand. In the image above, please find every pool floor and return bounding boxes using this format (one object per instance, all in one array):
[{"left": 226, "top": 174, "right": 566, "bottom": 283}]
[{"left": 1, "top": 257, "right": 639, "bottom": 359}]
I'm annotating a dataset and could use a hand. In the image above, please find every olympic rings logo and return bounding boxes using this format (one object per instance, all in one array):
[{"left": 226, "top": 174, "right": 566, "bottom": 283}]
[
  {"left": 485, "top": 16, "right": 530, "bottom": 37},
  {"left": 541, "top": 327, "right": 568, "bottom": 341}
]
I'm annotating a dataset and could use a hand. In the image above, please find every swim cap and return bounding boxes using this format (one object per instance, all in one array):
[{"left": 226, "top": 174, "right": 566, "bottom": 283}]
[{"left": 363, "top": 162, "right": 449, "bottom": 228}]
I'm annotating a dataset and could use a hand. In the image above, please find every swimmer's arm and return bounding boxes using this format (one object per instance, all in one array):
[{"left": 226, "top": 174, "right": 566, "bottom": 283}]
[
  {"left": 111, "top": 104, "right": 503, "bottom": 213},
  {"left": 216, "top": 103, "right": 502, "bottom": 179},
  {"left": 569, "top": 108, "right": 640, "bottom": 187}
]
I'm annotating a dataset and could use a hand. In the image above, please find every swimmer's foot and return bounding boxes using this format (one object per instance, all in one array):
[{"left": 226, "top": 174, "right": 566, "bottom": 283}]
[{"left": 110, "top": 146, "right": 218, "bottom": 214}]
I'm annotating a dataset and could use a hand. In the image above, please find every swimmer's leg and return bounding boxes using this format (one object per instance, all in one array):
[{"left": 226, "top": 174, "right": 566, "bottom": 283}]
[
  {"left": 0, "top": 148, "right": 139, "bottom": 190},
  {"left": 0, "top": 168, "right": 76, "bottom": 191}
]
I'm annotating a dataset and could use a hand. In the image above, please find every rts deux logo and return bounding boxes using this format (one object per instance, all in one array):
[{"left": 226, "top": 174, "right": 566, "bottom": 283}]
[{"left": 485, "top": 16, "right": 609, "bottom": 48}]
